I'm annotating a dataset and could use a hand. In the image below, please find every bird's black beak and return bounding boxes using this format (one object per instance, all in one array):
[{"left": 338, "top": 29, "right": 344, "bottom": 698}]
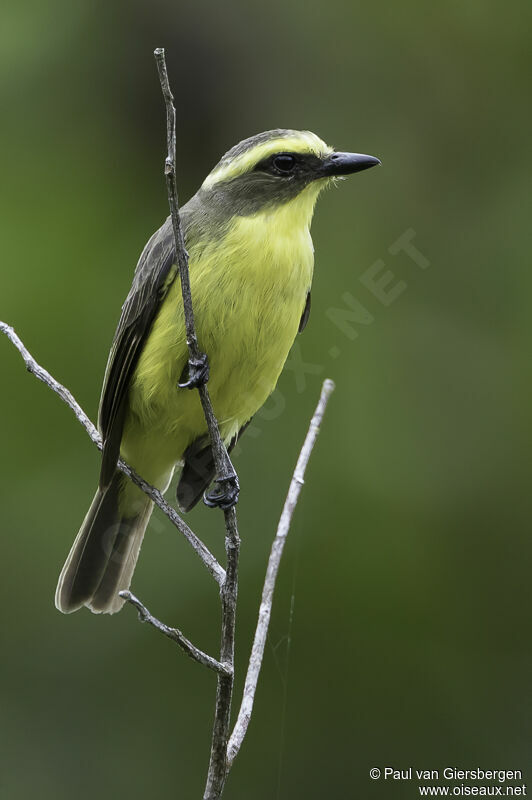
[{"left": 320, "top": 151, "right": 381, "bottom": 177}]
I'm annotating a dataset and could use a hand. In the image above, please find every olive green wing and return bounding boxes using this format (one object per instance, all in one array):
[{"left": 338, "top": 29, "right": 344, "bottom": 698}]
[{"left": 98, "top": 217, "right": 177, "bottom": 488}]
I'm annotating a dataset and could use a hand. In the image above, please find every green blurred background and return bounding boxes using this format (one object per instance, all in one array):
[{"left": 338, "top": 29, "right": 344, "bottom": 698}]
[{"left": 1, "top": 1, "right": 531, "bottom": 798}]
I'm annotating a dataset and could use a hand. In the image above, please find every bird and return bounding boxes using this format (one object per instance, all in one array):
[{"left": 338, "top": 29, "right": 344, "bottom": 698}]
[{"left": 55, "top": 129, "right": 380, "bottom": 615}]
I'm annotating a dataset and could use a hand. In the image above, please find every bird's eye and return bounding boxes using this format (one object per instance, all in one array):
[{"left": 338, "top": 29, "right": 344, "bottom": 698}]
[{"left": 272, "top": 154, "right": 296, "bottom": 174}]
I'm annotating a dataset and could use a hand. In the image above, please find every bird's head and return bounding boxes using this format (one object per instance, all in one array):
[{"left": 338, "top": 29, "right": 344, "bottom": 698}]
[{"left": 196, "top": 129, "right": 380, "bottom": 226}]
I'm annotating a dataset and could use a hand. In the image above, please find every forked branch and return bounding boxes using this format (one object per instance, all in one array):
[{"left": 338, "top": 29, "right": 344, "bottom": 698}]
[{"left": 0, "top": 47, "right": 336, "bottom": 800}]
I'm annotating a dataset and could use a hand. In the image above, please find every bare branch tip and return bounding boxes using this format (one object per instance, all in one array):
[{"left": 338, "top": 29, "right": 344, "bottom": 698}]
[
  {"left": 120, "top": 590, "right": 142, "bottom": 610},
  {"left": 120, "top": 591, "right": 151, "bottom": 624},
  {"left": 0, "top": 321, "right": 16, "bottom": 342}
]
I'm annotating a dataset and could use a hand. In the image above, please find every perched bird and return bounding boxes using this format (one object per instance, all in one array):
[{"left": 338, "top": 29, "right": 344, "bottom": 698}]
[{"left": 55, "top": 129, "right": 380, "bottom": 615}]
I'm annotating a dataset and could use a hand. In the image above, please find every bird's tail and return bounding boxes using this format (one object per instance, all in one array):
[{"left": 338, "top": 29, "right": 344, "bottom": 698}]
[{"left": 55, "top": 470, "right": 153, "bottom": 614}]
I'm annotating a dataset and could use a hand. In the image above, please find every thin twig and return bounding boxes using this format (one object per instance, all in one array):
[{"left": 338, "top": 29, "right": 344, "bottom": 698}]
[
  {"left": 0, "top": 321, "right": 101, "bottom": 447},
  {"left": 204, "top": 508, "right": 239, "bottom": 798},
  {"left": 154, "top": 50, "right": 199, "bottom": 365},
  {"left": 119, "top": 591, "right": 231, "bottom": 676},
  {"left": 153, "top": 48, "right": 237, "bottom": 490},
  {"left": 0, "top": 321, "right": 225, "bottom": 586},
  {"left": 153, "top": 48, "right": 240, "bottom": 800},
  {"left": 227, "top": 378, "right": 336, "bottom": 765}
]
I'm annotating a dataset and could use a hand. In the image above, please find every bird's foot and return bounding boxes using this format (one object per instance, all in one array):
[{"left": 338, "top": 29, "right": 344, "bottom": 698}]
[
  {"left": 203, "top": 473, "right": 240, "bottom": 510},
  {"left": 178, "top": 353, "right": 210, "bottom": 389}
]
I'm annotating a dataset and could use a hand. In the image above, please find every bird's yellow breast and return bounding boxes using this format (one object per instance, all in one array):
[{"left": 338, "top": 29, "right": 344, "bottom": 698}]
[{"left": 123, "top": 185, "right": 320, "bottom": 483}]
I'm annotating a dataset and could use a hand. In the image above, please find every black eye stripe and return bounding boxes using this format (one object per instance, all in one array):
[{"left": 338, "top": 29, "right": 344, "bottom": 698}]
[
  {"left": 254, "top": 151, "right": 301, "bottom": 176},
  {"left": 251, "top": 151, "right": 324, "bottom": 182}
]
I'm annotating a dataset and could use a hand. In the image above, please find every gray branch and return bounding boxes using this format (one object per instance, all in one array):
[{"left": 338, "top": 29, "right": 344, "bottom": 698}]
[
  {"left": 153, "top": 48, "right": 239, "bottom": 800},
  {"left": 204, "top": 512, "right": 238, "bottom": 798},
  {"left": 153, "top": 48, "right": 237, "bottom": 494},
  {"left": 0, "top": 321, "right": 225, "bottom": 586},
  {"left": 227, "top": 378, "right": 335, "bottom": 766},
  {"left": 119, "top": 591, "right": 231, "bottom": 676}
]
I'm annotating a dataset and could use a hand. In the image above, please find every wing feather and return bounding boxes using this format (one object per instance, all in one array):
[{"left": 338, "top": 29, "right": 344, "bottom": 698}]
[
  {"left": 298, "top": 290, "right": 311, "bottom": 333},
  {"left": 98, "top": 217, "right": 177, "bottom": 487}
]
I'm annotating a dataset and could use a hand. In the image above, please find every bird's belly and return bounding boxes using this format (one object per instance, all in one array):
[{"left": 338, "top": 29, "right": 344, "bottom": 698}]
[
  {"left": 124, "top": 219, "right": 313, "bottom": 479},
  {"left": 207, "top": 292, "right": 299, "bottom": 431},
  {"left": 198, "top": 221, "right": 313, "bottom": 434}
]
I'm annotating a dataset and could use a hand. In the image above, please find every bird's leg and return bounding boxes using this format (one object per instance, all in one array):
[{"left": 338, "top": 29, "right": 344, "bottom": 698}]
[
  {"left": 203, "top": 471, "right": 240, "bottom": 510},
  {"left": 178, "top": 352, "right": 210, "bottom": 389}
]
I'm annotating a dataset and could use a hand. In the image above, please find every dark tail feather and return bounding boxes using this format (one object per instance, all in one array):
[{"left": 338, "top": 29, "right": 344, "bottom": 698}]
[{"left": 55, "top": 471, "right": 153, "bottom": 615}]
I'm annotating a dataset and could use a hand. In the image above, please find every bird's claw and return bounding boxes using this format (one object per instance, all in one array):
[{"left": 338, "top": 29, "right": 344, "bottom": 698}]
[
  {"left": 203, "top": 473, "right": 240, "bottom": 510},
  {"left": 178, "top": 353, "right": 210, "bottom": 389}
]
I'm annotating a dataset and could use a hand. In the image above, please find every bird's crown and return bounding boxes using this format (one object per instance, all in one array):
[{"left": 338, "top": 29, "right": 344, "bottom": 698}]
[{"left": 202, "top": 129, "right": 332, "bottom": 189}]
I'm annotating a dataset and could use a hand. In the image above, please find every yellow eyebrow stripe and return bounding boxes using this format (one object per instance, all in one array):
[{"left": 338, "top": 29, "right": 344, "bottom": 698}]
[{"left": 202, "top": 131, "right": 332, "bottom": 189}]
